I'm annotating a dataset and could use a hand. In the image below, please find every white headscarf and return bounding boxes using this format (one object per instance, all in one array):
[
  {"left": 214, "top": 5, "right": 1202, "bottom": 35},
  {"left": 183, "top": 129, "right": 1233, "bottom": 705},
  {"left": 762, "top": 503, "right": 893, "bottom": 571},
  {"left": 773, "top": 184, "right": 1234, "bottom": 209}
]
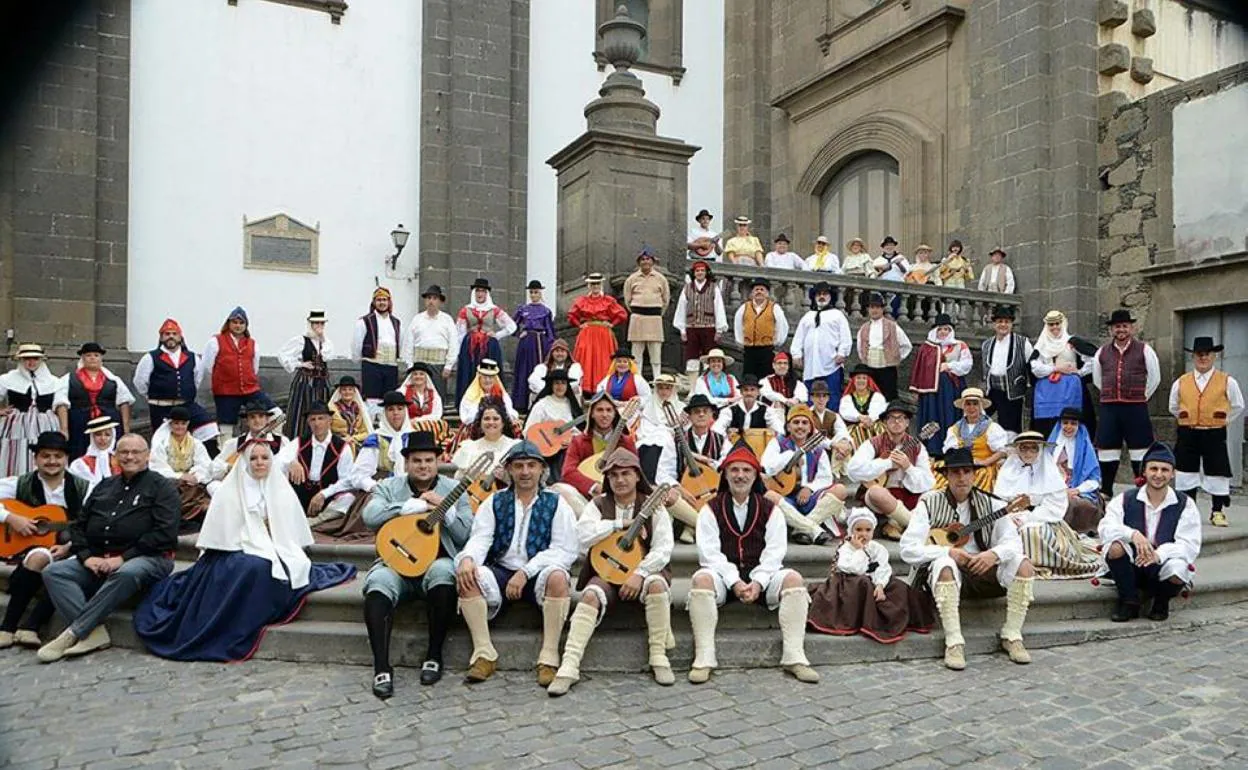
[
  {"left": 995, "top": 445, "right": 1067, "bottom": 498},
  {"left": 196, "top": 441, "right": 314, "bottom": 589},
  {"left": 465, "top": 287, "right": 496, "bottom": 313},
  {"left": 926, "top": 326, "right": 961, "bottom": 348},
  {"left": 72, "top": 430, "right": 117, "bottom": 490},
  {"left": 1034, "top": 313, "right": 1071, "bottom": 360},
  {"left": 0, "top": 361, "right": 60, "bottom": 400}
]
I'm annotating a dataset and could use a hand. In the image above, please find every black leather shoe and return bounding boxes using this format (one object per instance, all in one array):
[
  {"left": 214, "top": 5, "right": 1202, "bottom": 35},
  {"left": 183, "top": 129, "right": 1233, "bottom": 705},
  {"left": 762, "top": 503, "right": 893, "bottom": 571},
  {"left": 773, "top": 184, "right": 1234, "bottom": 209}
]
[
  {"left": 372, "top": 671, "right": 394, "bottom": 699},
  {"left": 1147, "top": 596, "right": 1171, "bottom": 622},
  {"left": 1110, "top": 600, "right": 1140, "bottom": 623},
  {"left": 792, "top": 532, "right": 814, "bottom": 545},
  {"left": 420, "top": 660, "right": 443, "bottom": 685}
]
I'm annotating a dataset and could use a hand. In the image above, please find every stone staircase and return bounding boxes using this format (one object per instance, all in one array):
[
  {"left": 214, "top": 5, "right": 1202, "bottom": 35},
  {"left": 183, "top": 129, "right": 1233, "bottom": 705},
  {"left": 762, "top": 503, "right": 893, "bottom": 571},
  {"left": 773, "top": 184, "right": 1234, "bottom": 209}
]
[{"left": 4, "top": 519, "right": 1247, "bottom": 672}]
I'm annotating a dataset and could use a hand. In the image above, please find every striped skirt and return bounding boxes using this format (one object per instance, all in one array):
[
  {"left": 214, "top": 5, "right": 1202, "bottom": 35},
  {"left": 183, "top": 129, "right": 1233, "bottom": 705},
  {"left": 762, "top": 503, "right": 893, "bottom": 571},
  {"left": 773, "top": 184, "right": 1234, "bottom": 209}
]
[
  {"left": 1018, "top": 521, "right": 1102, "bottom": 579},
  {"left": 847, "top": 420, "right": 885, "bottom": 449},
  {"left": 0, "top": 409, "right": 61, "bottom": 477},
  {"left": 283, "top": 370, "right": 330, "bottom": 440}
]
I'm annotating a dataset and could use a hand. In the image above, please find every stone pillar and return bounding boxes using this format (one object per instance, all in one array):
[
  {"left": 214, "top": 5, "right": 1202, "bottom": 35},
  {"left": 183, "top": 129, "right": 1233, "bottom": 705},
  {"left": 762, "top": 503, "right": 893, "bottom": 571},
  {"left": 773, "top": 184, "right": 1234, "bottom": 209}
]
[
  {"left": 722, "top": 0, "right": 773, "bottom": 235},
  {"left": 547, "top": 4, "right": 700, "bottom": 308},
  {"left": 965, "top": 0, "right": 1100, "bottom": 334},
  {"left": 0, "top": 0, "right": 130, "bottom": 357}
]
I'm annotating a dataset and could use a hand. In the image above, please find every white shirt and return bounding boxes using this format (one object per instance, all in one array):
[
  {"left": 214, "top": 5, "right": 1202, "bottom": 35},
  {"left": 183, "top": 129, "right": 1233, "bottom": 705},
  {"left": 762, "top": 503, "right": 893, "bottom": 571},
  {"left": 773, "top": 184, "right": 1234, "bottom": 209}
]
[
  {"left": 686, "top": 226, "right": 722, "bottom": 260},
  {"left": 456, "top": 490, "right": 579, "bottom": 576},
  {"left": 696, "top": 499, "right": 788, "bottom": 589},
  {"left": 54, "top": 366, "right": 135, "bottom": 410},
  {"left": 0, "top": 475, "right": 68, "bottom": 522},
  {"left": 1167, "top": 368, "right": 1245, "bottom": 423},
  {"left": 277, "top": 335, "right": 337, "bottom": 374},
  {"left": 1091, "top": 340, "right": 1161, "bottom": 398},
  {"left": 761, "top": 436, "right": 834, "bottom": 494},
  {"left": 524, "top": 396, "right": 576, "bottom": 432},
  {"left": 733, "top": 300, "right": 790, "bottom": 349},
  {"left": 805, "top": 251, "right": 842, "bottom": 273},
  {"left": 978, "top": 263, "right": 1016, "bottom": 293},
  {"left": 839, "top": 391, "right": 887, "bottom": 424},
  {"left": 791, "top": 308, "right": 853, "bottom": 378},
  {"left": 133, "top": 347, "right": 202, "bottom": 397},
  {"left": 855, "top": 318, "right": 914, "bottom": 362},
  {"left": 1099, "top": 487, "right": 1202, "bottom": 568},
  {"left": 900, "top": 494, "right": 1023, "bottom": 564},
  {"left": 200, "top": 334, "right": 262, "bottom": 392},
  {"left": 714, "top": 399, "right": 784, "bottom": 435},
  {"left": 403, "top": 310, "right": 459, "bottom": 369},
  {"left": 672, "top": 281, "right": 729, "bottom": 334},
  {"left": 352, "top": 312, "right": 400, "bottom": 363},
  {"left": 836, "top": 540, "right": 892, "bottom": 587},
  {"left": 279, "top": 433, "right": 356, "bottom": 496},
  {"left": 682, "top": 427, "right": 732, "bottom": 471},
  {"left": 764, "top": 250, "right": 807, "bottom": 270},
  {"left": 845, "top": 437, "right": 936, "bottom": 493},
  {"left": 458, "top": 389, "right": 521, "bottom": 425},
  {"left": 149, "top": 424, "right": 213, "bottom": 485},
  {"left": 987, "top": 334, "right": 1033, "bottom": 377},
  {"left": 577, "top": 496, "right": 674, "bottom": 578}
]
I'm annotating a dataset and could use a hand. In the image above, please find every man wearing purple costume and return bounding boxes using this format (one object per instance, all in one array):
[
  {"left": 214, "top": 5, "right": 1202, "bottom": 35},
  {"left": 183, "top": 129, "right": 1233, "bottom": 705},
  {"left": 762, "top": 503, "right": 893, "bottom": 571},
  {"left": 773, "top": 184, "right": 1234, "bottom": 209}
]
[{"left": 511, "top": 280, "right": 556, "bottom": 409}]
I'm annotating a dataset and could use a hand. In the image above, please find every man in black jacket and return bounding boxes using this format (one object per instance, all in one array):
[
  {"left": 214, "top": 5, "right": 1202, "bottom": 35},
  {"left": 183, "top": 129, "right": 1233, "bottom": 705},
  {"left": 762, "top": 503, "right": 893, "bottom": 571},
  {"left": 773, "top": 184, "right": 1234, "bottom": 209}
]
[{"left": 37, "top": 433, "right": 179, "bottom": 663}]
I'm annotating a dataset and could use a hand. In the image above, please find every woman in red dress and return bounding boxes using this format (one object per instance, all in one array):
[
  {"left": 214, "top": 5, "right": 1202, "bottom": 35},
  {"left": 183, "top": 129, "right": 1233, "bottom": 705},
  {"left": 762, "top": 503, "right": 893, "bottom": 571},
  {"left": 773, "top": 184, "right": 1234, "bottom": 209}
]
[{"left": 567, "top": 273, "right": 628, "bottom": 399}]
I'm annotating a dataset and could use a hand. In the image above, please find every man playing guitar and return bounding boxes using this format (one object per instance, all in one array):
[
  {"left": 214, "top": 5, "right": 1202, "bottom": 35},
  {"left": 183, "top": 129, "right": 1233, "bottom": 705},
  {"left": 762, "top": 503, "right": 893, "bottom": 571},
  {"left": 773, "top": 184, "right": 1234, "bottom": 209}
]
[
  {"left": 898, "top": 447, "right": 1037, "bottom": 671},
  {"left": 761, "top": 404, "right": 848, "bottom": 544},
  {"left": 555, "top": 392, "right": 637, "bottom": 515},
  {"left": 548, "top": 449, "right": 675, "bottom": 695},
  {"left": 846, "top": 400, "right": 937, "bottom": 540},
  {"left": 361, "top": 431, "right": 473, "bottom": 697}
]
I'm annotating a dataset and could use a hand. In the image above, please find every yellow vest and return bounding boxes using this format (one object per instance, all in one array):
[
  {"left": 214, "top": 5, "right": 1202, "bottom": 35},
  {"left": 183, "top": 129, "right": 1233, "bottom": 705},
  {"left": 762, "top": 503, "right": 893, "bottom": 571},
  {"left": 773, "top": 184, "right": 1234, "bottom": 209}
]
[
  {"left": 742, "top": 300, "right": 777, "bottom": 346},
  {"left": 1177, "top": 370, "right": 1231, "bottom": 428}
]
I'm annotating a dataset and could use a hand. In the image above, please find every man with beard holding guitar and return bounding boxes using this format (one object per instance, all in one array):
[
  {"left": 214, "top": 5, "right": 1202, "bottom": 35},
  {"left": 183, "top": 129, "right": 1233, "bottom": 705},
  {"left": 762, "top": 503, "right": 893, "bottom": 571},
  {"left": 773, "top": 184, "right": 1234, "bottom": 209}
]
[
  {"left": 847, "top": 400, "right": 937, "bottom": 540},
  {"left": 548, "top": 449, "right": 675, "bottom": 695},
  {"left": 362, "top": 431, "right": 474, "bottom": 697},
  {"left": 899, "top": 447, "right": 1036, "bottom": 671}
]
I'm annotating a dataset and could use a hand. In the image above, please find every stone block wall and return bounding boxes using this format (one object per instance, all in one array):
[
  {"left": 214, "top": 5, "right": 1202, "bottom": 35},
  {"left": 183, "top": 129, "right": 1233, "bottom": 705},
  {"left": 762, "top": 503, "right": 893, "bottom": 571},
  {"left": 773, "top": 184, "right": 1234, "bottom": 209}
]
[{"left": 0, "top": 0, "right": 130, "bottom": 356}]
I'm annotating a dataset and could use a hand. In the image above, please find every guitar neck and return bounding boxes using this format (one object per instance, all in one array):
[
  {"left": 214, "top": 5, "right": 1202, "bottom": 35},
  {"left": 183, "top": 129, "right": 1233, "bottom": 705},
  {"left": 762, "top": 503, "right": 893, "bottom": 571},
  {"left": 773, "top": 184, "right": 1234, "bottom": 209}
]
[
  {"left": 557, "top": 414, "right": 587, "bottom": 434},
  {"left": 425, "top": 477, "right": 473, "bottom": 526},
  {"left": 620, "top": 485, "right": 670, "bottom": 546},
  {"left": 957, "top": 501, "right": 1014, "bottom": 538}
]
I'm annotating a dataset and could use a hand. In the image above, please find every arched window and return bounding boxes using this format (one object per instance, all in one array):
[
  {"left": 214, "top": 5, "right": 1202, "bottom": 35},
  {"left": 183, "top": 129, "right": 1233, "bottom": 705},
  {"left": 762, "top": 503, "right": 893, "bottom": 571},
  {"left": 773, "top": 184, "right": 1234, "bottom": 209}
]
[{"left": 819, "top": 152, "right": 900, "bottom": 253}]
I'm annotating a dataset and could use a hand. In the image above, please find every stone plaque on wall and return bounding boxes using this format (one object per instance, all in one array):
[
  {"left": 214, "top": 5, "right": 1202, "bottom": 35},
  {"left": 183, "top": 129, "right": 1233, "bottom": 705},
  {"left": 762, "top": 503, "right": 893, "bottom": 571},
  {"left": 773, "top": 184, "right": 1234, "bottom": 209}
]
[{"left": 243, "top": 213, "right": 320, "bottom": 273}]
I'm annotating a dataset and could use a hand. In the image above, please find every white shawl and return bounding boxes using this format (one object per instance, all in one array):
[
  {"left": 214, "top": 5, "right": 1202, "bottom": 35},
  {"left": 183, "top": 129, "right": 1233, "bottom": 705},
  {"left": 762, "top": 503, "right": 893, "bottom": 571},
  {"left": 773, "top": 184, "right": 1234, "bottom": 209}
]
[
  {"left": 1033, "top": 318, "right": 1071, "bottom": 360},
  {"left": 995, "top": 451, "right": 1067, "bottom": 498},
  {"left": 0, "top": 363, "right": 60, "bottom": 402},
  {"left": 196, "top": 442, "right": 314, "bottom": 588}
]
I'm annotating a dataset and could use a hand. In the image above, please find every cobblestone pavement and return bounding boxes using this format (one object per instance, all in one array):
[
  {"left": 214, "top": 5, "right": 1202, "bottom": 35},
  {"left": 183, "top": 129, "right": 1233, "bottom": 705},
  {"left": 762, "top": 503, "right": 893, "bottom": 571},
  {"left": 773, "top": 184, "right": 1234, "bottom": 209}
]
[{"left": 3, "top": 614, "right": 1248, "bottom": 770}]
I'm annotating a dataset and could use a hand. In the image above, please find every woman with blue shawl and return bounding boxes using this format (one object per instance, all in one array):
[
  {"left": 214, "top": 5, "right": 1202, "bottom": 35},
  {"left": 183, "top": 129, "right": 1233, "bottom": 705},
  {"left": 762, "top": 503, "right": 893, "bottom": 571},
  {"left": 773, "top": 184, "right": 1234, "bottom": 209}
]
[
  {"left": 1047, "top": 406, "right": 1104, "bottom": 534},
  {"left": 691, "top": 348, "right": 740, "bottom": 409}
]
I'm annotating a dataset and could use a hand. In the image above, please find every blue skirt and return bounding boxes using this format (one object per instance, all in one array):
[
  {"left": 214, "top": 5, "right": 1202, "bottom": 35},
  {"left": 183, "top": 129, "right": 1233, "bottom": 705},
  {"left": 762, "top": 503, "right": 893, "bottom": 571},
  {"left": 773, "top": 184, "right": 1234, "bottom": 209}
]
[
  {"left": 455, "top": 337, "right": 503, "bottom": 405},
  {"left": 133, "top": 550, "right": 355, "bottom": 662},
  {"left": 917, "top": 373, "right": 963, "bottom": 459}
]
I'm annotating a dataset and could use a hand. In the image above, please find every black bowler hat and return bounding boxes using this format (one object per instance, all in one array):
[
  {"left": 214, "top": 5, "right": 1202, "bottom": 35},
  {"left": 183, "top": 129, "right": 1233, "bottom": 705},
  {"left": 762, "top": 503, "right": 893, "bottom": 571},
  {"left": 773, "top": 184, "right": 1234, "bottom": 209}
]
[
  {"left": 405, "top": 362, "right": 437, "bottom": 378},
  {"left": 931, "top": 313, "right": 956, "bottom": 329},
  {"left": 242, "top": 400, "right": 271, "bottom": 417},
  {"left": 881, "top": 236, "right": 899, "bottom": 247},
  {"left": 684, "top": 393, "right": 720, "bottom": 416},
  {"left": 381, "top": 391, "right": 409, "bottom": 408},
  {"left": 29, "top": 431, "right": 70, "bottom": 455},
  {"left": 1058, "top": 407, "right": 1083, "bottom": 423},
  {"left": 850, "top": 363, "right": 874, "bottom": 377},
  {"left": 740, "top": 374, "right": 760, "bottom": 388},
  {"left": 750, "top": 276, "right": 771, "bottom": 290},
  {"left": 167, "top": 406, "right": 192, "bottom": 423},
  {"left": 471, "top": 278, "right": 492, "bottom": 292},
  {"left": 991, "top": 305, "right": 1016, "bottom": 321},
  {"left": 400, "top": 431, "right": 441, "bottom": 457},
  {"left": 696, "top": 209, "right": 713, "bottom": 221},
  {"left": 336, "top": 375, "right": 359, "bottom": 389},
  {"left": 421, "top": 285, "right": 446, "bottom": 301},
  {"left": 1105, "top": 309, "right": 1135, "bottom": 325},
  {"left": 77, "top": 342, "right": 106, "bottom": 356},
  {"left": 305, "top": 401, "right": 332, "bottom": 417},
  {"left": 1185, "top": 336, "right": 1224, "bottom": 354},
  {"left": 526, "top": 280, "right": 545, "bottom": 290},
  {"left": 544, "top": 368, "right": 572, "bottom": 383},
  {"left": 940, "top": 447, "right": 976, "bottom": 471},
  {"left": 612, "top": 350, "right": 634, "bottom": 361},
  {"left": 882, "top": 400, "right": 915, "bottom": 418}
]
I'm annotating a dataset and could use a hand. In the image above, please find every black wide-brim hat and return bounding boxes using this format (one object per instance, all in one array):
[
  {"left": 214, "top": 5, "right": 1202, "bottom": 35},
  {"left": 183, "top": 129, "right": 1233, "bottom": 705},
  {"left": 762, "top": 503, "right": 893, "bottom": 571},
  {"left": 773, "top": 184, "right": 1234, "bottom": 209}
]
[
  {"left": 684, "top": 393, "right": 720, "bottom": 416},
  {"left": 336, "top": 375, "right": 360, "bottom": 389},
  {"left": 544, "top": 368, "right": 572, "bottom": 383},
  {"left": 421, "top": 285, "right": 446, "bottom": 300},
  {"left": 1105, "top": 308, "right": 1135, "bottom": 325},
  {"left": 305, "top": 401, "right": 332, "bottom": 417},
  {"left": 167, "top": 406, "right": 192, "bottom": 423},
  {"left": 471, "top": 278, "right": 492, "bottom": 291},
  {"left": 77, "top": 342, "right": 106, "bottom": 356},
  {"left": 381, "top": 391, "right": 410, "bottom": 408},
  {"left": 1185, "top": 336, "right": 1224, "bottom": 354},
  {"left": 1058, "top": 406, "right": 1083, "bottom": 423},
  {"left": 29, "top": 431, "right": 70, "bottom": 455},
  {"left": 940, "top": 447, "right": 976, "bottom": 471},
  {"left": 242, "top": 400, "right": 271, "bottom": 416},
  {"left": 405, "top": 362, "right": 437, "bottom": 378},
  {"left": 400, "top": 431, "right": 441, "bottom": 457}
]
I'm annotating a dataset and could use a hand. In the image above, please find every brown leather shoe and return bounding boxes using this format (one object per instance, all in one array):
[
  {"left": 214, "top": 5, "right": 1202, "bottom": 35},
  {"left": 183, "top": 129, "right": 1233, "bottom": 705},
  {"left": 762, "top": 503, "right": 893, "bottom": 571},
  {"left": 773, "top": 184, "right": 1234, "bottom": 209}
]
[
  {"left": 464, "top": 657, "right": 497, "bottom": 684},
  {"left": 881, "top": 523, "right": 903, "bottom": 541},
  {"left": 536, "top": 664, "right": 558, "bottom": 687}
]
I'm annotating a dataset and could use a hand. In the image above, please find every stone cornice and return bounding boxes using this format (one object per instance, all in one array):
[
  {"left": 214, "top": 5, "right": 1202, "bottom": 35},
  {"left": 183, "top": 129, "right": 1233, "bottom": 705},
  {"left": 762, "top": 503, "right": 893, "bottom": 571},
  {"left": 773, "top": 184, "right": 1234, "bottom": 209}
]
[
  {"left": 772, "top": 5, "right": 965, "bottom": 121},
  {"left": 227, "top": 0, "right": 348, "bottom": 24},
  {"left": 547, "top": 129, "right": 700, "bottom": 171},
  {"left": 1139, "top": 251, "right": 1248, "bottom": 280}
]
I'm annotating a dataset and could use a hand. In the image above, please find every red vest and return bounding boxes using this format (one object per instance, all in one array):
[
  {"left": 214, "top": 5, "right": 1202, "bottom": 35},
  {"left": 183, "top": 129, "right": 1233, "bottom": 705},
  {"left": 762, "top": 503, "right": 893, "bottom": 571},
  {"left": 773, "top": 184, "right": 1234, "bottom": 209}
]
[
  {"left": 1097, "top": 340, "right": 1147, "bottom": 403},
  {"left": 211, "top": 333, "right": 260, "bottom": 396}
]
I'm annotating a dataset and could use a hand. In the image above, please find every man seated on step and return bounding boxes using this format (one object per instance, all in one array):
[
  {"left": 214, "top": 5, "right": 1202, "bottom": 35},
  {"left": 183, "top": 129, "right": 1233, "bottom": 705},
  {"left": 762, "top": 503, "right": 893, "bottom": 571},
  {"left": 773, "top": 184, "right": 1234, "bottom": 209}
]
[
  {"left": 1100, "top": 442, "right": 1201, "bottom": 623},
  {"left": 899, "top": 447, "right": 1036, "bottom": 671},
  {"left": 687, "top": 442, "right": 819, "bottom": 685},
  {"left": 716, "top": 374, "right": 783, "bottom": 437},
  {"left": 554, "top": 391, "right": 637, "bottom": 516},
  {"left": 352, "top": 391, "right": 416, "bottom": 494},
  {"left": 761, "top": 404, "right": 847, "bottom": 545},
  {"left": 148, "top": 406, "right": 214, "bottom": 526},
  {"left": 282, "top": 402, "right": 359, "bottom": 522},
  {"left": 37, "top": 434, "right": 178, "bottom": 663},
  {"left": 0, "top": 432, "right": 90, "bottom": 651},
  {"left": 454, "top": 441, "right": 577, "bottom": 686},
  {"left": 362, "top": 431, "right": 473, "bottom": 698},
  {"left": 209, "top": 401, "right": 290, "bottom": 494},
  {"left": 548, "top": 449, "right": 675, "bottom": 696},
  {"left": 847, "top": 400, "right": 937, "bottom": 540}
]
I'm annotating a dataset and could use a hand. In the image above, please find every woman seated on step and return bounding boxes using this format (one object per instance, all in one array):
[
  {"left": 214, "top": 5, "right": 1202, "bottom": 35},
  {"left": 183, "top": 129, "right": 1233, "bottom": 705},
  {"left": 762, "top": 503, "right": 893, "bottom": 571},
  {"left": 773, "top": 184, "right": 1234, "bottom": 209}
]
[{"left": 133, "top": 437, "right": 356, "bottom": 662}]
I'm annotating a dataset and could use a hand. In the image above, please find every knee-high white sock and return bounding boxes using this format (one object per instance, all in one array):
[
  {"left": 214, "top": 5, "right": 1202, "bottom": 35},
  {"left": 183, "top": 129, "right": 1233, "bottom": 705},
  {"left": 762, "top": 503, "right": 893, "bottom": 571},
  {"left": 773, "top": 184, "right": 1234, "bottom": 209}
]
[
  {"left": 778, "top": 500, "right": 819, "bottom": 538},
  {"left": 1000, "top": 576, "right": 1034, "bottom": 642},
  {"left": 554, "top": 602, "right": 596, "bottom": 681},
  {"left": 687, "top": 588, "right": 719, "bottom": 669},
  {"left": 458, "top": 596, "right": 498, "bottom": 663},
  {"left": 643, "top": 592, "right": 673, "bottom": 669},
  {"left": 537, "top": 596, "right": 570, "bottom": 667},
  {"left": 888, "top": 502, "right": 912, "bottom": 529},
  {"left": 807, "top": 495, "right": 844, "bottom": 535},
  {"left": 933, "top": 581, "right": 964, "bottom": 648},
  {"left": 778, "top": 587, "right": 812, "bottom": 667}
]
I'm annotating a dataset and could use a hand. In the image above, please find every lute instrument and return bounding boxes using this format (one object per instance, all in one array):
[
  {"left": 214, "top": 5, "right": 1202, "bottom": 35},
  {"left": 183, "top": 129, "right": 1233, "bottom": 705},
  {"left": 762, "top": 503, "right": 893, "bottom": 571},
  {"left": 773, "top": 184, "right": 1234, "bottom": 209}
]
[
  {"left": 576, "top": 400, "right": 641, "bottom": 484},
  {"left": 224, "top": 414, "right": 287, "bottom": 467},
  {"left": 664, "top": 403, "right": 720, "bottom": 508},
  {"left": 0, "top": 500, "right": 69, "bottom": 560},
  {"left": 588, "top": 483, "right": 674, "bottom": 585},
  {"left": 926, "top": 491, "right": 1031, "bottom": 548},
  {"left": 866, "top": 421, "right": 941, "bottom": 487},
  {"left": 764, "top": 430, "right": 826, "bottom": 497},
  {"left": 525, "top": 413, "right": 587, "bottom": 457},
  {"left": 376, "top": 452, "right": 494, "bottom": 577}
]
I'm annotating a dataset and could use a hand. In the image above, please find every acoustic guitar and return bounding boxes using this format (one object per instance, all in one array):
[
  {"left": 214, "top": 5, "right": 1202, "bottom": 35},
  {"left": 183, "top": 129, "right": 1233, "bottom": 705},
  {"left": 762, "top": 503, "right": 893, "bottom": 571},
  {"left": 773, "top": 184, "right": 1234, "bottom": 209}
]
[
  {"left": 663, "top": 403, "right": 720, "bottom": 508},
  {"left": 376, "top": 453, "right": 493, "bottom": 578},
  {"left": 866, "top": 421, "right": 941, "bottom": 487},
  {"left": 224, "top": 415, "right": 287, "bottom": 468},
  {"left": 588, "top": 483, "right": 673, "bottom": 585},
  {"left": 764, "top": 431, "right": 826, "bottom": 497},
  {"left": 525, "top": 413, "right": 587, "bottom": 458},
  {"left": 926, "top": 492, "right": 1030, "bottom": 548},
  {"left": 576, "top": 400, "right": 641, "bottom": 484},
  {"left": 465, "top": 456, "right": 504, "bottom": 514},
  {"left": 0, "top": 500, "right": 69, "bottom": 560}
]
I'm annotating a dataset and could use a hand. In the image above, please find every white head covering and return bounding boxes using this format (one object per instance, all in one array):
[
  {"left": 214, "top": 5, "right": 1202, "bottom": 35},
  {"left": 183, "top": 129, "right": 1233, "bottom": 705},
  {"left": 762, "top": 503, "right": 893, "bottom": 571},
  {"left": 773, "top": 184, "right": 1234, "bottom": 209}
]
[
  {"left": 1034, "top": 313, "right": 1071, "bottom": 360},
  {"left": 465, "top": 286, "right": 497, "bottom": 313},
  {"left": 926, "top": 326, "right": 961, "bottom": 347},
  {"left": 844, "top": 507, "right": 876, "bottom": 532},
  {"left": 72, "top": 429, "right": 117, "bottom": 488},
  {"left": 0, "top": 360, "right": 60, "bottom": 400},
  {"left": 995, "top": 444, "right": 1067, "bottom": 498},
  {"left": 196, "top": 441, "right": 314, "bottom": 589}
]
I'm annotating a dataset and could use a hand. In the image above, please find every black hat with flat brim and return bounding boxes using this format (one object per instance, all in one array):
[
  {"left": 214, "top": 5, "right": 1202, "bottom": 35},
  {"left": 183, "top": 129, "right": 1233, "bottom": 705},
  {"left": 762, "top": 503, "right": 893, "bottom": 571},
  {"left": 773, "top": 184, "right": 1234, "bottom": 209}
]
[
  {"left": 336, "top": 375, "right": 359, "bottom": 389},
  {"left": 405, "top": 362, "right": 437, "bottom": 378},
  {"left": 931, "top": 313, "right": 956, "bottom": 329},
  {"left": 939, "top": 447, "right": 976, "bottom": 471},
  {"left": 471, "top": 278, "right": 491, "bottom": 292},
  {"left": 77, "top": 342, "right": 106, "bottom": 356},
  {"left": 305, "top": 401, "right": 332, "bottom": 417},
  {"left": 850, "top": 363, "right": 874, "bottom": 378},
  {"left": 29, "top": 431, "right": 70, "bottom": 455},
  {"left": 526, "top": 280, "right": 545, "bottom": 290},
  {"left": 1185, "top": 336, "right": 1224, "bottom": 354},
  {"left": 750, "top": 276, "right": 771, "bottom": 289},
  {"left": 400, "top": 431, "right": 441, "bottom": 457},
  {"left": 544, "top": 368, "right": 572, "bottom": 383},
  {"left": 1069, "top": 336, "right": 1100, "bottom": 357},
  {"left": 882, "top": 400, "right": 915, "bottom": 418},
  {"left": 696, "top": 209, "right": 713, "bottom": 221},
  {"left": 242, "top": 400, "right": 272, "bottom": 417},
  {"left": 991, "top": 305, "right": 1016, "bottom": 320},
  {"left": 1058, "top": 406, "right": 1083, "bottom": 423},
  {"left": 421, "top": 285, "right": 446, "bottom": 300},
  {"left": 381, "top": 391, "right": 410, "bottom": 408},
  {"left": 740, "top": 374, "right": 761, "bottom": 389},
  {"left": 684, "top": 393, "right": 720, "bottom": 416},
  {"left": 167, "top": 406, "right": 192, "bottom": 423},
  {"left": 1105, "top": 309, "right": 1135, "bottom": 325}
]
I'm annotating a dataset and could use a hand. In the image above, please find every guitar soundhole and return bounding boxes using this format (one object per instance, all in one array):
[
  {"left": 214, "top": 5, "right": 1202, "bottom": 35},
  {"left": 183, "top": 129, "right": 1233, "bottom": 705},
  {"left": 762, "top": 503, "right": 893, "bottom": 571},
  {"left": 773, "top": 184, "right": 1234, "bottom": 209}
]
[
  {"left": 35, "top": 520, "right": 52, "bottom": 536},
  {"left": 417, "top": 520, "right": 435, "bottom": 535}
]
